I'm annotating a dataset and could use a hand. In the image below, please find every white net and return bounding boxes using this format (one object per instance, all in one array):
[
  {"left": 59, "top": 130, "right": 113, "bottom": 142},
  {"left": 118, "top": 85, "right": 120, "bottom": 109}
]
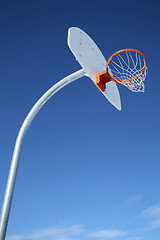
[{"left": 108, "top": 50, "right": 147, "bottom": 92}]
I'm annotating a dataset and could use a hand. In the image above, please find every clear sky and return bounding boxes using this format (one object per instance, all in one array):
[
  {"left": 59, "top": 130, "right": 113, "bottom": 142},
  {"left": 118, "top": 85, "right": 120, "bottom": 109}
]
[{"left": 0, "top": 1, "right": 160, "bottom": 240}]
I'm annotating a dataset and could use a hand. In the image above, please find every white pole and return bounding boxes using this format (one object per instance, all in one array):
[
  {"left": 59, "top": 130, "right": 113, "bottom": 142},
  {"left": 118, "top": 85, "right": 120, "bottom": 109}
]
[{"left": 0, "top": 69, "right": 85, "bottom": 240}]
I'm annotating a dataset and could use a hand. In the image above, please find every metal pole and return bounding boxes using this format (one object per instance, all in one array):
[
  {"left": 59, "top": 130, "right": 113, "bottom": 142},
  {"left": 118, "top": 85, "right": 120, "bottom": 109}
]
[{"left": 0, "top": 69, "right": 85, "bottom": 240}]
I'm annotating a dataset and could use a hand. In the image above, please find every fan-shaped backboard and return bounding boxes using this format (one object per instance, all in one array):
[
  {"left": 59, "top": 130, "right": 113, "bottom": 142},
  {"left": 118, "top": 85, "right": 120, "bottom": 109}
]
[{"left": 67, "top": 27, "right": 121, "bottom": 110}]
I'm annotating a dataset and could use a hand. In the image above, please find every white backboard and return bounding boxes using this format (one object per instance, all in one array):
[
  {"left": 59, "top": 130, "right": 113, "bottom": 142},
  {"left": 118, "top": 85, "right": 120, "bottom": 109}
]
[{"left": 67, "top": 27, "right": 121, "bottom": 110}]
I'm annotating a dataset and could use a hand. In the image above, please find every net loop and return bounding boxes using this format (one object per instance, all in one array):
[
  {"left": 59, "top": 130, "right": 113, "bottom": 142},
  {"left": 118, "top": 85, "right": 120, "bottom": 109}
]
[{"left": 106, "top": 49, "right": 147, "bottom": 92}]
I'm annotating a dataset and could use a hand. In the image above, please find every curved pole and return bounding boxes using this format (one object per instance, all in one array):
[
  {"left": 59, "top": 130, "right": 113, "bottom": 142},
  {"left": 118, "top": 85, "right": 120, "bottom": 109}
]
[{"left": 0, "top": 69, "right": 85, "bottom": 240}]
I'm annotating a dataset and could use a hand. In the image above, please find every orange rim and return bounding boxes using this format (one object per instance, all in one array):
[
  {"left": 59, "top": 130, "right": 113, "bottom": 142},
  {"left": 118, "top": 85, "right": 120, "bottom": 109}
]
[{"left": 106, "top": 49, "right": 147, "bottom": 83}]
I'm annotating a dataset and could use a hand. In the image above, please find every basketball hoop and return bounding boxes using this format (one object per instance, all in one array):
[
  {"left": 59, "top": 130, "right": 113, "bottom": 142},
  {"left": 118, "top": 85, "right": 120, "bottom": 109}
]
[{"left": 96, "top": 49, "right": 147, "bottom": 92}]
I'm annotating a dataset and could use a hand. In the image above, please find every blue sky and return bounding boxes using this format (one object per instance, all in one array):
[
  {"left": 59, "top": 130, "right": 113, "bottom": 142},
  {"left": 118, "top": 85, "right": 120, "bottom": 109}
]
[{"left": 0, "top": 0, "right": 160, "bottom": 240}]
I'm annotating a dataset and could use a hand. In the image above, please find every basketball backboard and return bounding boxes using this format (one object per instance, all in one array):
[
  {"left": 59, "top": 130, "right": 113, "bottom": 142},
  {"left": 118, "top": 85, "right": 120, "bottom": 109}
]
[{"left": 67, "top": 27, "right": 121, "bottom": 110}]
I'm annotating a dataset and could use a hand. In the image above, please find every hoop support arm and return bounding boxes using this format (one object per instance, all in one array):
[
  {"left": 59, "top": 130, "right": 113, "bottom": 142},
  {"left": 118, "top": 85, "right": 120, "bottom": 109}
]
[
  {"left": 0, "top": 68, "right": 85, "bottom": 240},
  {"left": 96, "top": 70, "right": 112, "bottom": 92}
]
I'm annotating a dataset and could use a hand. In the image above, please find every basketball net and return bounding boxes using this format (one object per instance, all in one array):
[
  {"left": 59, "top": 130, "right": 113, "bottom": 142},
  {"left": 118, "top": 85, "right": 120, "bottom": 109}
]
[{"left": 96, "top": 49, "right": 148, "bottom": 93}]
